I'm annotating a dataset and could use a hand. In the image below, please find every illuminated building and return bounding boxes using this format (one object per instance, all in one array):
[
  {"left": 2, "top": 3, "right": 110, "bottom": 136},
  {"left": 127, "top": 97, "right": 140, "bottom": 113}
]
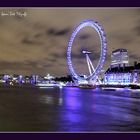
[
  {"left": 44, "top": 74, "right": 54, "bottom": 80},
  {"left": 104, "top": 62, "right": 140, "bottom": 85},
  {"left": 111, "top": 49, "right": 129, "bottom": 68}
]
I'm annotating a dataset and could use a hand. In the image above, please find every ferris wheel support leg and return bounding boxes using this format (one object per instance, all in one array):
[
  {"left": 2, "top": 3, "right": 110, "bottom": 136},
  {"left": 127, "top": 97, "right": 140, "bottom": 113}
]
[
  {"left": 87, "top": 56, "right": 102, "bottom": 84},
  {"left": 86, "top": 54, "right": 92, "bottom": 75}
]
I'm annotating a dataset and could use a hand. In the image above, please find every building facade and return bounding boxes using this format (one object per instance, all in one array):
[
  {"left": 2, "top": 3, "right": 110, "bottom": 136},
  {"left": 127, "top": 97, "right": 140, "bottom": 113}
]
[
  {"left": 104, "top": 64, "right": 140, "bottom": 85},
  {"left": 104, "top": 48, "right": 140, "bottom": 85},
  {"left": 111, "top": 48, "right": 129, "bottom": 68}
]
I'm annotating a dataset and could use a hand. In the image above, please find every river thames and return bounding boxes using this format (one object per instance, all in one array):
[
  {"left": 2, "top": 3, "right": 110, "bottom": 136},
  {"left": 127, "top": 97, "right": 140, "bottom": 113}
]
[{"left": 0, "top": 86, "right": 140, "bottom": 132}]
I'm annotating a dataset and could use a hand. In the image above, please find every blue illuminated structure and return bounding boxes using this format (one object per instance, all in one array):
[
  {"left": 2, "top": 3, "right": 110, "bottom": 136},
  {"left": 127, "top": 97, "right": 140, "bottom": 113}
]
[
  {"left": 104, "top": 73, "right": 132, "bottom": 85},
  {"left": 67, "top": 20, "right": 107, "bottom": 82},
  {"left": 104, "top": 64, "right": 140, "bottom": 85},
  {"left": 31, "top": 75, "right": 38, "bottom": 84},
  {"left": 18, "top": 75, "right": 24, "bottom": 84}
]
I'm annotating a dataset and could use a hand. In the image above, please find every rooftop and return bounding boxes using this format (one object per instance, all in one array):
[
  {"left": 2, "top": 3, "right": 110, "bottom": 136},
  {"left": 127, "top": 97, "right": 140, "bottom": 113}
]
[
  {"left": 112, "top": 48, "right": 127, "bottom": 54},
  {"left": 106, "top": 63, "right": 140, "bottom": 73}
]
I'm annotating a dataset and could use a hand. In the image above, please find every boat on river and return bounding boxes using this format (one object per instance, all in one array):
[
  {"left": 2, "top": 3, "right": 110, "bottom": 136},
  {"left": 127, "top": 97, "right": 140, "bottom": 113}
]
[{"left": 78, "top": 84, "right": 96, "bottom": 89}]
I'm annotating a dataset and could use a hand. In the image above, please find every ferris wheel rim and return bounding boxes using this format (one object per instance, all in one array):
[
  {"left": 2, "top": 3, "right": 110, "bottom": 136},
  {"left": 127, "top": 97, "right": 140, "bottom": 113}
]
[{"left": 67, "top": 19, "right": 107, "bottom": 81}]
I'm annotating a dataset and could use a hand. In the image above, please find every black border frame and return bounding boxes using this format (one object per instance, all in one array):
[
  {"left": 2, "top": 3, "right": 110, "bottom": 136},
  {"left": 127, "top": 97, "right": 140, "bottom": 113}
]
[{"left": 0, "top": 0, "right": 140, "bottom": 139}]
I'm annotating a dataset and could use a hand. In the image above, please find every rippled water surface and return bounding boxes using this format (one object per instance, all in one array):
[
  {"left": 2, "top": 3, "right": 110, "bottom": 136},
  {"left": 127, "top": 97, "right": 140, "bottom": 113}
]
[{"left": 0, "top": 86, "right": 140, "bottom": 132}]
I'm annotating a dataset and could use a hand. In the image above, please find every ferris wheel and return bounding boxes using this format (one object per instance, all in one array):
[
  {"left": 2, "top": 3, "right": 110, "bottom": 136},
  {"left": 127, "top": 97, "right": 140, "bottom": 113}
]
[{"left": 67, "top": 20, "right": 107, "bottom": 83}]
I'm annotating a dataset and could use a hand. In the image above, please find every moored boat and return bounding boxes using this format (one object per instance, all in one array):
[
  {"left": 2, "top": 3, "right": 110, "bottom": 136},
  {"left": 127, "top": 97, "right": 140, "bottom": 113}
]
[{"left": 78, "top": 84, "right": 96, "bottom": 89}]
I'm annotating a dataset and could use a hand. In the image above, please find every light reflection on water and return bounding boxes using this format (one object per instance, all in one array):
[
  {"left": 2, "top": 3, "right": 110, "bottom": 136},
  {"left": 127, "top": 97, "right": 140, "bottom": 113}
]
[{"left": 0, "top": 87, "right": 140, "bottom": 131}]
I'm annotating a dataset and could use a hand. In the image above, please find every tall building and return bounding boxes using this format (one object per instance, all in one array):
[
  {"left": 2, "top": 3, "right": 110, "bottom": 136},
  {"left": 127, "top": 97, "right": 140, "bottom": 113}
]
[
  {"left": 104, "top": 48, "right": 140, "bottom": 85},
  {"left": 111, "top": 49, "right": 129, "bottom": 68}
]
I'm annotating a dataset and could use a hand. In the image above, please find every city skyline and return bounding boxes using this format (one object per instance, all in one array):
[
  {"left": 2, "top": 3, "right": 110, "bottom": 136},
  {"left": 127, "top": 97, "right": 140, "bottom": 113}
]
[{"left": 0, "top": 8, "right": 140, "bottom": 76}]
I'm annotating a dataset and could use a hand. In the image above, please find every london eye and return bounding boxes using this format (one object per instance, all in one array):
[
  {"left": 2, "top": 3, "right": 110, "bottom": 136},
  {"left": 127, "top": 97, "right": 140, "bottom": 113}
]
[{"left": 67, "top": 20, "right": 107, "bottom": 83}]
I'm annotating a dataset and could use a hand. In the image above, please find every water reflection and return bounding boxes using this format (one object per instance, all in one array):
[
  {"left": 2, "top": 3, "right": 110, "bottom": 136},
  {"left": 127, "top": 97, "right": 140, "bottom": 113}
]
[
  {"left": 40, "top": 95, "right": 54, "bottom": 105},
  {"left": 39, "top": 88, "right": 63, "bottom": 106},
  {"left": 0, "top": 87, "right": 140, "bottom": 131},
  {"left": 58, "top": 88, "right": 140, "bottom": 131},
  {"left": 63, "top": 87, "right": 82, "bottom": 109}
]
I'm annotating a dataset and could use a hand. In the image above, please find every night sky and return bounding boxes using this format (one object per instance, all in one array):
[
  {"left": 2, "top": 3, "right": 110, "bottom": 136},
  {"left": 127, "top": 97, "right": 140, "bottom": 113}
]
[{"left": 0, "top": 8, "right": 140, "bottom": 76}]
